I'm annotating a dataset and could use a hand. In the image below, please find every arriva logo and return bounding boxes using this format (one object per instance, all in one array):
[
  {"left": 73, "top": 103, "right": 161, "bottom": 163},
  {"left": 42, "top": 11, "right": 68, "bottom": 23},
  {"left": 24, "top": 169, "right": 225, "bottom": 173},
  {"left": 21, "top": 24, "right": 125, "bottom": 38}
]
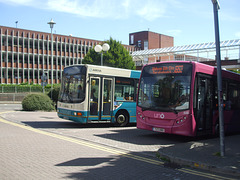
[{"left": 154, "top": 113, "right": 165, "bottom": 119}]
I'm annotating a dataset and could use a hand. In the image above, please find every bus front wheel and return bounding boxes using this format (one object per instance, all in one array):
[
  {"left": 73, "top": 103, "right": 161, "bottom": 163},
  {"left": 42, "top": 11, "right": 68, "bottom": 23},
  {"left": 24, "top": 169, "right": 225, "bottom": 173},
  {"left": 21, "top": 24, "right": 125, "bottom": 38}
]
[{"left": 115, "top": 111, "right": 129, "bottom": 127}]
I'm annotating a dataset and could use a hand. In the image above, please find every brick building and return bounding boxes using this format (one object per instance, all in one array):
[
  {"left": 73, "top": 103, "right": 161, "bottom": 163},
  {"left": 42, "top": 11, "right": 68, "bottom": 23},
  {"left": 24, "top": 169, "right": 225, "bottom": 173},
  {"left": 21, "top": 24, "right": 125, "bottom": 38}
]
[
  {"left": 0, "top": 26, "right": 173, "bottom": 85},
  {"left": 129, "top": 31, "right": 174, "bottom": 68},
  {"left": 0, "top": 25, "right": 135, "bottom": 85}
]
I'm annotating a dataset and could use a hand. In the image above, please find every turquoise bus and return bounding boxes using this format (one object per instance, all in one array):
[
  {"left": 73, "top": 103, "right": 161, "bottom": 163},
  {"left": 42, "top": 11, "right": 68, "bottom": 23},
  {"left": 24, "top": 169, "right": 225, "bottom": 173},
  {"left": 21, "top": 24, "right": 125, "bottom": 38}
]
[{"left": 57, "top": 64, "right": 140, "bottom": 126}]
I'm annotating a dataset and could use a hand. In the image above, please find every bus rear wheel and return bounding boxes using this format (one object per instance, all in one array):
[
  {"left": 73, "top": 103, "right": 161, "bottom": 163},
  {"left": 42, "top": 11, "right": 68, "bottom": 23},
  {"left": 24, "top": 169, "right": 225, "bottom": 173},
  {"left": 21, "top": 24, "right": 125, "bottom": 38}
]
[{"left": 115, "top": 111, "right": 129, "bottom": 127}]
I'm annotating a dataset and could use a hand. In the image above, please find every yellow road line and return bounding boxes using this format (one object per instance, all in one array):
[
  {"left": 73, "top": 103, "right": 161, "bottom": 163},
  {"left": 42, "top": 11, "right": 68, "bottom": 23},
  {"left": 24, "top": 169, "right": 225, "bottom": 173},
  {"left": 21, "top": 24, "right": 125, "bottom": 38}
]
[
  {"left": 179, "top": 167, "right": 237, "bottom": 180},
  {"left": 0, "top": 111, "right": 236, "bottom": 179},
  {"left": 0, "top": 116, "right": 162, "bottom": 166}
]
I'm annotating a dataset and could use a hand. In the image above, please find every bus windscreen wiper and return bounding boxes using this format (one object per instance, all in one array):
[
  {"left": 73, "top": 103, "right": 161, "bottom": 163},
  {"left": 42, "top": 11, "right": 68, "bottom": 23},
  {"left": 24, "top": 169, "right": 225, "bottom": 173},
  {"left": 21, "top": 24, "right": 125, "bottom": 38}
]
[
  {"left": 141, "top": 106, "right": 152, "bottom": 112},
  {"left": 169, "top": 107, "right": 178, "bottom": 114}
]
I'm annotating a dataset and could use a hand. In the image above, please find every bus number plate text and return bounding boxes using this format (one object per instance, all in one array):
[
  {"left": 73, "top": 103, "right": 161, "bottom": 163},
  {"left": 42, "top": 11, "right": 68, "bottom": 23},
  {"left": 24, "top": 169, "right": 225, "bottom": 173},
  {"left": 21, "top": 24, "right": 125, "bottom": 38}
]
[{"left": 153, "top": 127, "right": 165, "bottom": 133}]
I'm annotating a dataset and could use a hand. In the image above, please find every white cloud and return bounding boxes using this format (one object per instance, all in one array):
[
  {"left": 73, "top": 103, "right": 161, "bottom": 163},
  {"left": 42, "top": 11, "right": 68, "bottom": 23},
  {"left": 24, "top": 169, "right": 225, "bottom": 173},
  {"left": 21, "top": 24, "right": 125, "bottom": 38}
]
[
  {"left": 0, "top": 0, "right": 43, "bottom": 7},
  {"left": 136, "top": 1, "right": 167, "bottom": 21},
  {"left": 0, "top": 0, "right": 178, "bottom": 21},
  {"left": 0, "top": 0, "right": 33, "bottom": 5}
]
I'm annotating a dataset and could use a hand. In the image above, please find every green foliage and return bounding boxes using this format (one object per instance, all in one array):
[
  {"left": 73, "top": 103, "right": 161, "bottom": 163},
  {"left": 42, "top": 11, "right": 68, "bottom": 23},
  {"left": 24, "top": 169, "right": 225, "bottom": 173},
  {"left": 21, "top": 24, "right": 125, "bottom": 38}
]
[
  {"left": 47, "top": 84, "right": 61, "bottom": 103},
  {"left": 83, "top": 37, "right": 136, "bottom": 70},
  {"left": 229, "top": 69, "right": 240, "bottom": 74},
  {"left": 0, "top": 84, "right": 43, "bottom": 93},
  {"left": 213, "top": 152, "right": 221, "bottom": 157},
  {"left": 22, "top": 93, "right": 55, "bottom": 111},
  {"left": 0, "top": 84, "right": 61, "bottom": 94},
  {"left": 20, "top": 82, "right": 29, "bottom": 85},
  {"left": 45, "top": 84, "right": 52, "bottom": 91}
]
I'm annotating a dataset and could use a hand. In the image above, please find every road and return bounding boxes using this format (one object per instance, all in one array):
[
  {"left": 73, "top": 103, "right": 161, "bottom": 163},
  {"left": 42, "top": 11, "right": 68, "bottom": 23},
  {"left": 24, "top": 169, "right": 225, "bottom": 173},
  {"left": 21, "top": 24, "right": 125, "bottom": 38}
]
[{"left": 0, "top": 104, "right": 237, "bottom": 180}]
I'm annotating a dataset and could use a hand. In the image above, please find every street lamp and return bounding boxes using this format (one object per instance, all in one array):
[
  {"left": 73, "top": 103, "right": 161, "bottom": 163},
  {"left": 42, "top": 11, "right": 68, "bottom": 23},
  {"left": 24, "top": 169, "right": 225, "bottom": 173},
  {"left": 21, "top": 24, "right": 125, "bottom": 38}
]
[
  {"left": 94, "top": 43, "right": 110, "bottom": 66},
  {"left": 211, "top": 0, "right": 225, "bottom": 157},
  {"left": 47, "top": 19, "right": 56, "bottom": 99}
]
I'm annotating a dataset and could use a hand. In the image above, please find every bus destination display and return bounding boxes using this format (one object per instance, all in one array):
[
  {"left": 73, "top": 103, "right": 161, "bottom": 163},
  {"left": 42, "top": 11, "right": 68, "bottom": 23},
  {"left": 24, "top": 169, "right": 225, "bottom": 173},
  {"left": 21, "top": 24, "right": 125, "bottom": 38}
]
[{"left": 151, "top": 65, "right": 184, "bottom": 74}]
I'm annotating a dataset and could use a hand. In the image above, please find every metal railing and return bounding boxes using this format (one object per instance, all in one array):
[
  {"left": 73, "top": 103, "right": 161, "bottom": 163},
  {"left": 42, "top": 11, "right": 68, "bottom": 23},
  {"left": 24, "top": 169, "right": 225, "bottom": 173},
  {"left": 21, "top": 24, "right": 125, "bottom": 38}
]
[
  {"left": 0, "top": 86, "right": 46, "bottom": 93},
  {"left": 0, "top": 86, "right": 51, "bottom": 102}
]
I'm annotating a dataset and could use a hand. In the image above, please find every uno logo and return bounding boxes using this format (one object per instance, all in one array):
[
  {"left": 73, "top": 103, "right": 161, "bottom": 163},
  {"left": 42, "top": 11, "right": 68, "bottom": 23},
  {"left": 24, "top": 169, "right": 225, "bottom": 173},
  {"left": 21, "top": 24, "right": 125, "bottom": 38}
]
[{"left": 154, "top": 113, "right": 165, "bottom": 119}]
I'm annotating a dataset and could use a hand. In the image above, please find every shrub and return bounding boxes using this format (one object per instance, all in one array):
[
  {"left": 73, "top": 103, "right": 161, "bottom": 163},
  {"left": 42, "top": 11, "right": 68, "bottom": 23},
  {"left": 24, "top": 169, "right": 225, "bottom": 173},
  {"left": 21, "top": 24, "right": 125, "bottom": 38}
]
[
  {"left": 22, "top": 93, "right": 55, "bottom": 111},
  {"left": 0, "top": 84, "right": 43, "bottom": 93},
  {"left": 47, "top": 85, "right": 60, "bottom": 103}
]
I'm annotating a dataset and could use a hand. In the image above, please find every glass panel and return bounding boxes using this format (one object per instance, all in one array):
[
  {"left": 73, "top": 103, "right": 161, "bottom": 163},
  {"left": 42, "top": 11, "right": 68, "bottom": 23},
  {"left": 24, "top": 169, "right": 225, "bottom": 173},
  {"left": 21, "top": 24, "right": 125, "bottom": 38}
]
[
  {"left": 228, "top": 83, "right": 240, "bottom": 110},
  {"left": 197, "top": 78, "right": 206, "bottom": 130},
  {"left": 103, "top": 79, "right": 112, "bottom": 115},
  {"left": 196, "top": 77, "right": 213, "bottom": 131},
  {"left": 115, "top": 77, "right": 135, "bottom": 101},
  {"left": 58, "top": 66, "right": 86, "bottom": 103},
  {"left": 90, "top": 78, "right": 99, "bottom": 115},
  {"left": 138, "top": 63, "right": 192, "bottom": 112}
]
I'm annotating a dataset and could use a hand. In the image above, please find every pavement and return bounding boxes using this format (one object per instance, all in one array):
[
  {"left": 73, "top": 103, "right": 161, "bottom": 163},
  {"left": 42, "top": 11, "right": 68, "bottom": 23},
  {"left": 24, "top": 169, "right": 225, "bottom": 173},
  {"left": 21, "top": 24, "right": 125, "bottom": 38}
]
[
  {"left": 157, "top": 134, "right": 240, "bottom": 177},
  {"left": 0, "top": 104, "right": 240, "bottom": 178}
]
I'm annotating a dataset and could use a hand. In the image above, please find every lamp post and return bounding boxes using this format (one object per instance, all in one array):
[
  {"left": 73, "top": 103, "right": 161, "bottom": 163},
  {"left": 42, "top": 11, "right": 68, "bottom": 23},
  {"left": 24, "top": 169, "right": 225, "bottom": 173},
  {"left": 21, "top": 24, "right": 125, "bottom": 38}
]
[
  {"left": 211, "top": 0, "right": 225, "bottom": 157},
  {"left": 94, "top": 43, "right": 110, "bottom": 66},
  {"left": 47, "top": 19, "right": 56, "bottom": 99}
]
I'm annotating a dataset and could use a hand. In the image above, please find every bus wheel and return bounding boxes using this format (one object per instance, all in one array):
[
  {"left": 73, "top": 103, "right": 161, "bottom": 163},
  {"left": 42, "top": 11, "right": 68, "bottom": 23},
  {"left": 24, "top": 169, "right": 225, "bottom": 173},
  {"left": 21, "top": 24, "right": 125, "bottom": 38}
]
[{"left": 115, "top": 111, "right": 129, "bottom": 127}]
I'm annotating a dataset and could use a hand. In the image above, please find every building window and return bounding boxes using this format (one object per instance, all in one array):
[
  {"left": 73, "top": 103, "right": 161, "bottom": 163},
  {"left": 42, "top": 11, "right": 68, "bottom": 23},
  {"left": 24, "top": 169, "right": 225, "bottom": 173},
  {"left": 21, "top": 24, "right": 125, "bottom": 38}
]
[
  {"left": 130, "top": 35, "right": 134, "bottom": 45},
  {"left": 138, "top": 40, "right": 141, "bottom": 48},
  {"left": 144, "top": 41, "right": 148, "bottom": 50}
]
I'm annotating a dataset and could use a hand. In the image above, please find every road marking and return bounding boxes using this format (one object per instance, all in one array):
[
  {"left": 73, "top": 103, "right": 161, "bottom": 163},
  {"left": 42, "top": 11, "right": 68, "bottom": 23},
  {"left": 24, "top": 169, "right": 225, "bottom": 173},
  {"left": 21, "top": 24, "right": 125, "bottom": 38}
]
[
  {"left": 0, "top": 116, "right": 162, "bottom": 166},
  {"left": 0, "top": 112, "right": 237, "bottom": 180},
  {"left": 179, "top": 168, "right": 236, "bottom": 180}
]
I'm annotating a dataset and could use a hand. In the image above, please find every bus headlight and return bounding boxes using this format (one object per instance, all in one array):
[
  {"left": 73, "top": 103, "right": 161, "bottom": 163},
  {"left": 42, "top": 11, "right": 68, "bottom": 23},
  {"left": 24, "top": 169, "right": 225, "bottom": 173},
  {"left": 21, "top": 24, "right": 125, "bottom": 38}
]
[
  {"left": 175, "top": 116, "right": 188, "bottom": 125},
  {"left": 137, "top": 111, "right": 145, "bottom": 120},
  {"left": 114, "top": 103, "right": 122, "bottom": 110},
  {"left": 74, "top": 112, "right": 82, "bottom": 116}
]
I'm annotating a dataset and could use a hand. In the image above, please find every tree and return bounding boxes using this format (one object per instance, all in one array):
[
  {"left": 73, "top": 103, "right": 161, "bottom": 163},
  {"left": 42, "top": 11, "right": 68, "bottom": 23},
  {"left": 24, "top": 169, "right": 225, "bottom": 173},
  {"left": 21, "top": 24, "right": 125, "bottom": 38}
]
[
  {"left": 83, "top": 37, "right": 136, "bottom": 70},
  {"left": 230, "top": 69, "right": 240, "bottom": 74}
]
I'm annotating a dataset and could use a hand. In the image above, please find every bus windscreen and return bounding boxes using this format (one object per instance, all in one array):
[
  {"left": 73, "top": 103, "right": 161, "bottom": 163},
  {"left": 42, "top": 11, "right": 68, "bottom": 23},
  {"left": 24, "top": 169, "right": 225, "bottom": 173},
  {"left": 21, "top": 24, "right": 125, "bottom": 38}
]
[
  {"left": 138, "top": 63, "right": 192, "bottom": 113},
  {"left": 58, "top": 66, "right": 86, "bottom": 103}
]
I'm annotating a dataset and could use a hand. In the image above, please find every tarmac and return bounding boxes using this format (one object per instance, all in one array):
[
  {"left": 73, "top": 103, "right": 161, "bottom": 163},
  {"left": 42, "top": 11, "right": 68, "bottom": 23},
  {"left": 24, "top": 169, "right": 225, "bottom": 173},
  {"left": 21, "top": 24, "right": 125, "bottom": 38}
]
[
  {"left": 0, "top": 103, "right": 240, "bottom": 178},
  {"left": 157, "top": 134, "right": 240, "bottom": 177}
]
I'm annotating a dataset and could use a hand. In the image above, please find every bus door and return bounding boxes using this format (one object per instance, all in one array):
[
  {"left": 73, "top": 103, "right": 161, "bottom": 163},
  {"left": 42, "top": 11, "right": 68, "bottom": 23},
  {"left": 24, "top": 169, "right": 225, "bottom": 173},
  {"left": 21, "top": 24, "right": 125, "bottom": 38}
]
[
  {"left": 195, "top": 75, "right": 213, "bottom": 135},
  {"left": 88, "top": 77, "right": 113, "bottom": 121},
  {"left": 102, "top": 78, "right": 113, "bottom": 120}
]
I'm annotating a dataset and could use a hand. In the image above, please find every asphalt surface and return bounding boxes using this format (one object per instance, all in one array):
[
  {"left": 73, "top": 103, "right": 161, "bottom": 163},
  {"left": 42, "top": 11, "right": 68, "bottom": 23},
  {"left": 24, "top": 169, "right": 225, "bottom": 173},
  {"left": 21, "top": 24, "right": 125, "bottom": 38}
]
[{"left": 0, "top": 103, "right": 239, "bottom": 179}]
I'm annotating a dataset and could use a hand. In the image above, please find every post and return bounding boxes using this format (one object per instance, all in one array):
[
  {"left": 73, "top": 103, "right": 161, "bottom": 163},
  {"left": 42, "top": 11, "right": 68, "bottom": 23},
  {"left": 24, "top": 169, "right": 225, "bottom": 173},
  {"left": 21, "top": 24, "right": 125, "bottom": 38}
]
[
  {"left": 238, "top": 45, "right": 240, "bottom": 63},
  {"left": 51, "top": 27, "right": 53, "bottom": 99},
  {"left": 94, "top": 43, "right": 110, "bottom": 66},
  {"left": 101, "top": 52, "right": 103, "bottom": 66},
  {"left": 212, "top": 0, "right": 225, "bottom": 157},
  {"left": 48, "top": 19, "right": 56, "bottom": 99}
]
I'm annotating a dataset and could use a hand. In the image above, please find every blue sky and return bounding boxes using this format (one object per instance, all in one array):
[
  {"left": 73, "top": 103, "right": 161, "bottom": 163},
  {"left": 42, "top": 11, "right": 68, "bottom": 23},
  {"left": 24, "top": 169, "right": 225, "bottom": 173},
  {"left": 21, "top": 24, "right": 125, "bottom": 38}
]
[{"left": 0, "top": 0, "right": 239, "bottom": 47}]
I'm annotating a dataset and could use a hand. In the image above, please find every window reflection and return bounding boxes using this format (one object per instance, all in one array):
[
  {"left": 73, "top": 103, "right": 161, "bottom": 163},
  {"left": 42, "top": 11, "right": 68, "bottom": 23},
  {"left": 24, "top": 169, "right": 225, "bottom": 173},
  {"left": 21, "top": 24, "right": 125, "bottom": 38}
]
[
  {"left": 59, "top": 66, "right": 86, "bottom": 103},
  {"left": 138, "top": 64, "right": 192, "bottom": 112}
]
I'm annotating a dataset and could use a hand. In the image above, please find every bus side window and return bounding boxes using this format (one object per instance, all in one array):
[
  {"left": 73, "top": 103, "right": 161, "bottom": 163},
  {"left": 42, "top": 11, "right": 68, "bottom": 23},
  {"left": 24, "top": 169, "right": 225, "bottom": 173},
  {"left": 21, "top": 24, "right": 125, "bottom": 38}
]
[
  {"left": 228, "top": 83, "right": 240, "bottom": 110},
  {"left": 214, "top": 80, "right": 227, "bottom": 109},
  {"left": 115, "top": 77, "right": 135, "bottom": 102}
]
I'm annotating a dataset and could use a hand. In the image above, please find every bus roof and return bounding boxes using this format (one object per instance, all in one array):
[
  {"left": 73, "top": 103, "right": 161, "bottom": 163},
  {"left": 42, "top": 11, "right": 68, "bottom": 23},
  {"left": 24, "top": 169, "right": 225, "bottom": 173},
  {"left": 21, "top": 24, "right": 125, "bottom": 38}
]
[
  {"left": 66, "top": 64, "right": 141, "bottom": 79},
  {"left": 142, "top": 61, "right": 240, "bottom": 81}
]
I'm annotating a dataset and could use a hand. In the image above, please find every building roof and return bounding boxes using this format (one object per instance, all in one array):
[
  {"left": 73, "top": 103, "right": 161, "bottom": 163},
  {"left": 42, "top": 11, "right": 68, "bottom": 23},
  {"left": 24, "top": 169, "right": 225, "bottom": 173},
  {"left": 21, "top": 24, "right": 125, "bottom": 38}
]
[{"left": 131, "top": 39, "right": 240, "bottom": 60}]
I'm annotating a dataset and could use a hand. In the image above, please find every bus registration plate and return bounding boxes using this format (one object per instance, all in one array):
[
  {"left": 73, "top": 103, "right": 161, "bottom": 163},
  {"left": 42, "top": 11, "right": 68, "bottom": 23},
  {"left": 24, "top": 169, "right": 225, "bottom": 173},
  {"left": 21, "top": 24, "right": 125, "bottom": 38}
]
[{"left": 153, "top": 127, "right": 165, "bottom": 133}]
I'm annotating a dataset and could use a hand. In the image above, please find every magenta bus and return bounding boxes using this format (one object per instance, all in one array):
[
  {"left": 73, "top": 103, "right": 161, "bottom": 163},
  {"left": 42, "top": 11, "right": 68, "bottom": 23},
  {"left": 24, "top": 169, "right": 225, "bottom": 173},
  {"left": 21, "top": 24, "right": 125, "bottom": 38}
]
[{"left": 136, "top": 61, "right": 240, "bottom": 136}]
